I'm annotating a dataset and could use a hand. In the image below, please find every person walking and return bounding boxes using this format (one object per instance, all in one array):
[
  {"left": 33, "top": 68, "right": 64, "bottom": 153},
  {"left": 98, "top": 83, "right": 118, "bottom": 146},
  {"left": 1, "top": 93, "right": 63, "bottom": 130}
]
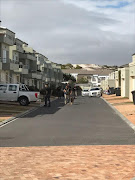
[
  {"left": 72, "top": 86, "right": 77, "bottom": 99},
  {"left": 70, "top": 87, "right": 74, "bottom": 105},
  {"left": 66, "top": 84, "right": 71, "bottom": 104},
  {"left": 63, "top": 85, "right": 68, "bottom": 104},
  {"left": 44, "top": 84, "right": 51, "bottom": 107}
]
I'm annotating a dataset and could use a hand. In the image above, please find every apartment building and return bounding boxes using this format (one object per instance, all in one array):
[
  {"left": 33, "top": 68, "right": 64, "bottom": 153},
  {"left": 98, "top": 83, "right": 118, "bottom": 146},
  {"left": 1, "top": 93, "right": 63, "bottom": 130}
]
[
  {"left": 101, "top": 79, "right": 116, "bottom": 91},
  {"left": 0, "top": 26, "right": 63, "bottom": 89},
  {"left": 129, "top": 54, "right": 135, "bottom": 101},
  {"left": 19, "top": 43, "right": 38, "bottom": 87},
  {"left": 0, "top": 27, "right": 19, "bottom": 83},
  {"left": 9, "top": 38, "right": 26, "bottom": 84},
  {"left": 121, "top": 67, "right": 129, "bottom": 98},
  {"left": 115, "top": 68, "right": 121, "bottom": 88}
]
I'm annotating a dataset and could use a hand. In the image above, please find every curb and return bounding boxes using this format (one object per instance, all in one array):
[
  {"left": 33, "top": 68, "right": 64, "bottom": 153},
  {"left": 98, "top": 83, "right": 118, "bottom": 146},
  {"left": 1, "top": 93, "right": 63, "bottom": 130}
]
[{"left": 101, "top": 97, "right": 135, "bottom": 132}]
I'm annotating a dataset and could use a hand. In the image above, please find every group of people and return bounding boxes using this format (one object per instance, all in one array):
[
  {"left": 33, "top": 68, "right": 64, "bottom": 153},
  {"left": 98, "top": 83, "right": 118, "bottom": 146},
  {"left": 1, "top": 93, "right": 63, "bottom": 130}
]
[
  {"left": 63, "top": 84, "right": 77, "bottom": 105},
  {"left": 44, "top": 83, "right": 77, "bottom": 107}
]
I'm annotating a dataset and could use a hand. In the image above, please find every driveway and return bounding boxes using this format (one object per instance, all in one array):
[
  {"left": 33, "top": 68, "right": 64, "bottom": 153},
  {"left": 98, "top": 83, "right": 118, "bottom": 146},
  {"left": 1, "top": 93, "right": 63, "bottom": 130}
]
[{"left": 0, "top": 97, "right": 135, "bottom": 147}]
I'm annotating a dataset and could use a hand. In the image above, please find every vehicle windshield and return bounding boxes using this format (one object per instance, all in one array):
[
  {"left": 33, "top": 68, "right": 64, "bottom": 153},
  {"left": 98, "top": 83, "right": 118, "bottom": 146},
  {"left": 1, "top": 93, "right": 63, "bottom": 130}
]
[
  {"left": 90, "top": 88, "right": 100, "bottom": 91},
  {"left": 83, "top": 90, "right": 89, "bottom": 92}
]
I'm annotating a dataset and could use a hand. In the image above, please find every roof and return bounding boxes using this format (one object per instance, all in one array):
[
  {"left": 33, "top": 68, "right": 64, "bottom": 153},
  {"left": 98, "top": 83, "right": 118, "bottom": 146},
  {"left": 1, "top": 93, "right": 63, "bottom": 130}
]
[
  {"left": 119, "top": 64, "right": 129, "bottom": 68},
  {"left": 15, "top": 38, "right": 25, "bottom": 44},
  {"left": 0, "top": 26, "right": 15, "bottom": 34},
  {"left": 62, "top": 69, "right": 113, "bottom": 76}
]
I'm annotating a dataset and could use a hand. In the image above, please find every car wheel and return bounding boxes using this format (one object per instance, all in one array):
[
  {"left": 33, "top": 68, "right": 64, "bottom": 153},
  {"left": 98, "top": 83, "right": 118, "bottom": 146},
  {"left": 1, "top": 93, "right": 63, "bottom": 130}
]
[{"left": 19, "top": 97, "right": 29, "bottom": 106}]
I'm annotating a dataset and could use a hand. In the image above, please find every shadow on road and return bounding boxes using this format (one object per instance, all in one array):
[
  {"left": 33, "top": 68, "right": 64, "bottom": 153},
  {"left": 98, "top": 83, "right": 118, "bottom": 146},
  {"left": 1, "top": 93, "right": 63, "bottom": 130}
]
[{"left": 21, "top": 98, "right": 65, "bottom": 118}]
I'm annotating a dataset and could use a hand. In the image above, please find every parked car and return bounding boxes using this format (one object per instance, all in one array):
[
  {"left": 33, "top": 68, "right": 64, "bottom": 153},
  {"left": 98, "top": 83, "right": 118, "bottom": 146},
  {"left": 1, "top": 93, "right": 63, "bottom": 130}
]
[
  {"left": 0, "top": 84, "right": 40, "bottom": 106},
  {"left": 89, "top": 87, "right": 101, "bottom": 97},
  {"left": 82, "top": 89, "right": 90, "bottom": 96}
]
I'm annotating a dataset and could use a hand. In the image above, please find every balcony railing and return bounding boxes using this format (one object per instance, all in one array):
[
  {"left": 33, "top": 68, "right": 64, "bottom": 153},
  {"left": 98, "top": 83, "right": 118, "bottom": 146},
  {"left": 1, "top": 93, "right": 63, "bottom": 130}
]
[
  {"left": 0, "top": 35, "right": 15, "bottom": 46},
  {"left": 19, "top": 53, "right": 37, "bottom": 61},
  {"left": 0, "top": 58, "right": 19, "bottom": 71},
  {"left": 0, "top": 58, "right": 19, "bottom": 64}
]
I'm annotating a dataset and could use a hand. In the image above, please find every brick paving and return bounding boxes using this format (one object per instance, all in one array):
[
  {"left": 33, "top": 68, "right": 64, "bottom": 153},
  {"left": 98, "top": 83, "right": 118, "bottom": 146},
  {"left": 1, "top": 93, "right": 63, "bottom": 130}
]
[
  {"left": 103, "top": 94, "right": 135, "bottom": 125},
  {"left": 0, "top": 145, "right": 135, "bottom": 180}
]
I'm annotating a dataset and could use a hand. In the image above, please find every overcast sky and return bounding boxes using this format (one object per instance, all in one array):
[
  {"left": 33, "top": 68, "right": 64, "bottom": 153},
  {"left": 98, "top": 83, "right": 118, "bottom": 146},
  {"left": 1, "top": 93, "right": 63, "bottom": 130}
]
[{"left": 0, "top": 0, "right": 135, "bottom": 65}]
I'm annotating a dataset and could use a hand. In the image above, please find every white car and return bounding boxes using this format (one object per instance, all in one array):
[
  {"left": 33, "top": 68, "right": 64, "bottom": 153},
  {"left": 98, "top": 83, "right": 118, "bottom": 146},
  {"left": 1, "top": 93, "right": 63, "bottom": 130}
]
[
  {"left": 89, "top": 87, "right": 101, "bottom": 97},
  {"left": 82, "top": 89, "right": 90, "bottom": 96},
  {"left": 0, "top": 84, "right": 40, "bottom": 106}
]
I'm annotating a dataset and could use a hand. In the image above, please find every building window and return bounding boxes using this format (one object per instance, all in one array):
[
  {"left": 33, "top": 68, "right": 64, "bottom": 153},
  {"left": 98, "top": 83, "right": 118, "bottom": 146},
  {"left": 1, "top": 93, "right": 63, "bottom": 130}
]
[{"left": 3, "top": 50, "right": 7, "bottom": 63}]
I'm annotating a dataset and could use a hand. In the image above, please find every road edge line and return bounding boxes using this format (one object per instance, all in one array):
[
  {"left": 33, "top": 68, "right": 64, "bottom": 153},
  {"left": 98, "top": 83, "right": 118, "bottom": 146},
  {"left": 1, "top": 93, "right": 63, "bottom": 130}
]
[{"left": 101, "top": 97, "right": 135, "bottom": 133}]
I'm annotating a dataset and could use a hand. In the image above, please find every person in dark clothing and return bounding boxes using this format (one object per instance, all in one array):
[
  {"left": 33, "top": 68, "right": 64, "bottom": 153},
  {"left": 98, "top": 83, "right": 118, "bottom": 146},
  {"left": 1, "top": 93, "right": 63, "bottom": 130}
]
[
  {"left": 66, "top": 85, "right": 72, "bottom": 103},
  {"left": 63, "top": 85, "right": 68, "bottom": 104},
  {"left": 70, "top": 88, "right": 74, "bottom": 105},
  {"left": 72, "top": 86, "right": 77, "bottom": 99},
  {"left": 57, "top": 86, "right": 61, "bottom": 99},
  {"left": 44, "top": 84, "right": 51, "bottom": 107}
]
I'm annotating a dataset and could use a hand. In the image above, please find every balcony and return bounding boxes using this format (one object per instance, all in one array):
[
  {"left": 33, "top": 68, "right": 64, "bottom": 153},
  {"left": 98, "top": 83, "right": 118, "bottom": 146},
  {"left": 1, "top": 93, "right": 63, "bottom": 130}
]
[
  {"left": 1, "top": 58, "right": 19, "bottom": 71},
  {"left": 43, "top": 63, "right": 48, "bottom": 68},
  {"left": 46, "top": 77, "right": 51, "bottom": 82},
  {"left": 19, "top": 53, "right": 37, "bottom": 61},
  {"left": 51, "top": 78, "right": 55, "bottom": 82},
  {"left": 42, "top": 75, "right": 46, "bottom": 81},
  {"left": 36, "top": 72, "right": 42, "bottom": 80},
  {"left": 0, "top": 34, "right": 15, "bottom": 46},
  {"left": 11, "top": 45, "right": 24, "bottom": 53},
  {"left": 14, "top": 65, "right": 28, "bottom": 74},
  {"left": 53, "top": 68, "right": 57, "bottom": 72},
  {"left": 23, "top": 70, "right": 42, "bottom": 79}
]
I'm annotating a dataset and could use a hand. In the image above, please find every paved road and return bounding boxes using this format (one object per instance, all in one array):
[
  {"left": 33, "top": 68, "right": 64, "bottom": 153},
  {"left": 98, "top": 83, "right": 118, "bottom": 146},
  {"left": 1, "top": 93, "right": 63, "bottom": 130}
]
[{"left": 0, "top": 97, "right": 135, "bottom": 147}]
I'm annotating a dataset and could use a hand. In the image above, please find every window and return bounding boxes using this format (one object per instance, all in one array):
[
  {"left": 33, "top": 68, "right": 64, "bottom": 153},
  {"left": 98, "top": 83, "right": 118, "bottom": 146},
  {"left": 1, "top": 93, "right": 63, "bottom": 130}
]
[
  {"left": 9, "top": 85, "right": 17, "bottom": 91},
  {"left": 92, "top": 76, "right": 96, "bottom": 81},
  {"left": 3, "top": 50, "right": 7, "bottom": 63},
  {"left": 0, "top": 85, "right": 7, "bottom": 91}
]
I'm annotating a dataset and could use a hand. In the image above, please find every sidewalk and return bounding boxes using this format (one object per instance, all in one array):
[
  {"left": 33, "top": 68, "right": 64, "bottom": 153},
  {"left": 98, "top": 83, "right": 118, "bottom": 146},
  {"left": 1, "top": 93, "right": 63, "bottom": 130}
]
[
  {"left": 103, "top": 94, "right": 135, "bottom": 125},
  {"left": 0, "top": 146, "right": 135, "bottom": 180}
]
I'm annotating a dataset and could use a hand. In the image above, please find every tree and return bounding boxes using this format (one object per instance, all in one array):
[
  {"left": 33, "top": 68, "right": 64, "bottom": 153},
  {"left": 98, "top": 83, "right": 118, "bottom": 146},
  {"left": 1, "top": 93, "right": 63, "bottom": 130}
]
[
  {"left": 63, "top": 73, "right": 76, "bottom": 82},
  {"left": 77, "top": 77, "right": 88, "bottom": 84},
  {"left": 65, "top": 63, "right": 73, "bottom": 69},
  {"left": 61, "top": 63, "right": 73, "bottom": 69},
  {"left": 75, "top": 65, "right": 82, "bottom": 69}
]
